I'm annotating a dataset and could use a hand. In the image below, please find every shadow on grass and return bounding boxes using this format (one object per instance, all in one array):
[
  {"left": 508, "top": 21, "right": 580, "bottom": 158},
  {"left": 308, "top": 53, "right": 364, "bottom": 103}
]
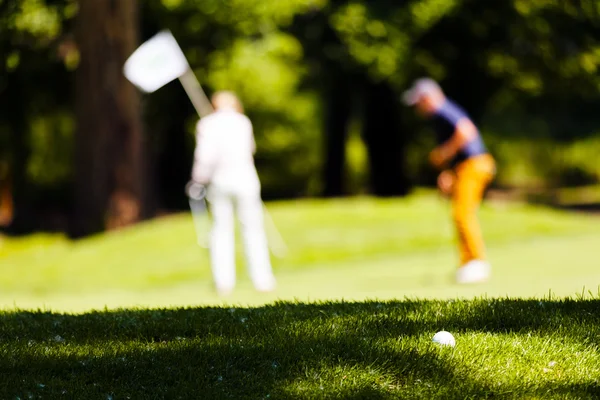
[
  {"left": 0, "top": 299, "right": 599, "bottom": 399},
  {"left": 552, "top": 202, "right": 600, "bottom": 214}
]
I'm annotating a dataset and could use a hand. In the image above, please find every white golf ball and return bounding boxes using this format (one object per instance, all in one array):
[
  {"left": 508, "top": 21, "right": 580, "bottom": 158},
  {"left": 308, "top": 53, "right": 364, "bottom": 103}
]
[{"left": 432, "top": 331, "right": 455, "bottom": 347}]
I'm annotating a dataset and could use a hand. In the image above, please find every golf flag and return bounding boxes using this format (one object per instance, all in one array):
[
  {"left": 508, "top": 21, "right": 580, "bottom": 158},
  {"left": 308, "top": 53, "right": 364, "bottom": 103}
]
[
  {"left": 124, "top": 30, "right": 214, "bottom": 117},
  {"left": 124, "top": 30, "right": 190, "bottom": 93}
]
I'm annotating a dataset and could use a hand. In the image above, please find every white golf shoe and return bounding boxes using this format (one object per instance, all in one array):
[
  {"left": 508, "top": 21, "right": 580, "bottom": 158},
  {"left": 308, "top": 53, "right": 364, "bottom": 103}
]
[
  {"left": 456, "top": 260, "right": 491, "bottom": 284},
  {"left": 254, "top": 278, "right": 277, "bottom": 293},
  {"left": 216, "top": 286, "right": 234, "bottom": 297}
]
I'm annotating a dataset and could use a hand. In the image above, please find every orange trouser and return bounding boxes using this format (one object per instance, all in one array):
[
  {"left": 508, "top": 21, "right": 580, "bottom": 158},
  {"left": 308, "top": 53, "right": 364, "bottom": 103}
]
[{"left": 451, "top": 154, "right": 496, "bottom": 265}]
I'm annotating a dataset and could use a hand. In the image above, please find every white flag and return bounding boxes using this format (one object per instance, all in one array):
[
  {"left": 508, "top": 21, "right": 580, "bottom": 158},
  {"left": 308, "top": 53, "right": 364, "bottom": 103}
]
[{"left": 124, "top": 30, "right": 189, "bottom": 93}]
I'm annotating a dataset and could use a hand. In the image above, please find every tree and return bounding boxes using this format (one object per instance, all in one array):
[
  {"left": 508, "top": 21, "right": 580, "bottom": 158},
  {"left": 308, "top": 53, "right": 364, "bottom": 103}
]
[
  {"left": 70, "top": 0, "right": 144, "bottom": 237},
  {"left": 143, "top": 0, "right": 324, "bottom": 200},
  {"left": 0, "top": 0, "right": 74, "bottom": 234}
]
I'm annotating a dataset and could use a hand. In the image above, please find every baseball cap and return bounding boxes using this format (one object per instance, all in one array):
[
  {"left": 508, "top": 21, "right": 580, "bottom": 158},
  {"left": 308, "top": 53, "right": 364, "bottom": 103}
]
[{"left": 401, "top": 78, "right": 442, "bottom": 106}]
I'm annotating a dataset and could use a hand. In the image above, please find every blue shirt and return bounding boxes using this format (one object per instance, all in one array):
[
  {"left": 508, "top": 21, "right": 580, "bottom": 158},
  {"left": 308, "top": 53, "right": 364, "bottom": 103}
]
[{"left": 431, "top": 99, "right": 487, "bottom": 167}]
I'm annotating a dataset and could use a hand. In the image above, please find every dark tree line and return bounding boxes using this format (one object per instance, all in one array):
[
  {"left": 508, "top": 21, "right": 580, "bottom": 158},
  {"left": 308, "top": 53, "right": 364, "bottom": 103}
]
[{"left": 0, "top": 0, "right": 598, "bottom": 237}]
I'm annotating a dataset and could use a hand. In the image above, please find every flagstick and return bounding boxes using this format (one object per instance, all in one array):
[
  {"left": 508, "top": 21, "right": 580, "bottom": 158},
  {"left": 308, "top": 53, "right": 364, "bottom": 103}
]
[
  {"left": 178, "top": 68, "right": 214, "bottom": 118},
  {"left": 263, "top": 203, "right": 288, "bottom": 258}
]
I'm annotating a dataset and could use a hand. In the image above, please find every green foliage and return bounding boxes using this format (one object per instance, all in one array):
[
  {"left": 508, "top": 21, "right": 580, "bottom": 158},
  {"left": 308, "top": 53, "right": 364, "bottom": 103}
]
[
  {"left": 11, "top": 0, "right": 62, "bottom": 41},
  {"left": 161, "top": 0, "right": 325, "bottom": 32},
  {"left": 328, "top": 0, "right": 461, "bottom": 83},
  {"left": 1, "top": 0, "right": 599, "bottom": 210},
  {"left": 404, "top": 130, "right": 600, "bottom": 189},
  {"left": 344, "top": 120, "right": 369, "bottom": 194},
  {"left": 486, "top": 136, "right": 600, "bottom": 188},
  {"left": 330, "top": 2, "right": 407, "bottom": 80},
  {"left": 0, "top": 0, "right": 76, "bottom": 197},
  {"left": 206, "top": 33, "right": 321, "bottom": 196},
  {"left": 0, "top": 0, "right": 72, "bottom": 77},
  {"left": 26, "top": 112, "right": 75, "bottom": 185},
  {"left": 409, "top": 0, "right": 460, "bottom": 31},
  {"left": 5, "top": 51, "right": 20, "bottom": 71},
  {"left": 208, "top": 34, "right": 304, "bottom": 109},
  {"left": 145, "top": 0, "right": 329, "bottom": 197},
  {"left": 483, "top": 0, "right": 599, "bottom": 97}
]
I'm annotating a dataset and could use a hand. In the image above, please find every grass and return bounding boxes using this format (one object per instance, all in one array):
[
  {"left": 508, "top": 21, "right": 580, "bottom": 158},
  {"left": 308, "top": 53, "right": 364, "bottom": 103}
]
[
  {"left": 1, "top": 190, "right": 600, "bottom": 311},
  {"left": 1, "top": 191, "right": 600, "bottom": 398},
  {"left": 2, "top": 299, "right": 600, "bottom": 399}
]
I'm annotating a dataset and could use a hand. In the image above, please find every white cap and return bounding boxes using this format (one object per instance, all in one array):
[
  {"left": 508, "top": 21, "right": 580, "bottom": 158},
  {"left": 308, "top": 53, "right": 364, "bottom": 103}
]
[{"left": 402, "top": 78, "right": 442, "bottom": 106}]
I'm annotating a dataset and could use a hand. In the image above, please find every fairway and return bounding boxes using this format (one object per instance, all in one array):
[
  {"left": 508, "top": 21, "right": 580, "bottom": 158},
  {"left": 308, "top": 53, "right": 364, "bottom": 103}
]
[{"left": 1, "top": 192, "right": 598, "bottom": 312}]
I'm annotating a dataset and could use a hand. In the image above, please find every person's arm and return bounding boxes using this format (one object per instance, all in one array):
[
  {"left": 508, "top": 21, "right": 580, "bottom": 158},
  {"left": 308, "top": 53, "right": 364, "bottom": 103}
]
[
  {"left": 247, "top": 117, "right": 256, "bottom": 155},
  {"left": 429, "top": 118, "right": 478, "bottom": 169},
  {"left": 191, "top": 120, "right": 216, "bottom": 185},
  {"left": 250, "top": 127, "right": 256, "bottom": 155},
  {"left": 437, "top": 169, "right": 455, "bottom": 196}
]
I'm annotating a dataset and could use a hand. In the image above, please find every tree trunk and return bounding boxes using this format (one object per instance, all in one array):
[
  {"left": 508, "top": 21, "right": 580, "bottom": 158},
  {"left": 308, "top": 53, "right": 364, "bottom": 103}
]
[
  {"left": 322, "top": 71, "right": 352, "bottom": 197},
  {"left": 4, "top": 74, "right": 31, "bottom": 235},
  {"left": 71, "top": 0, "right": 143, "bottom": 237},
  {"left": 363, "top": 81, "right": 411, "bottom": 197},
  {"left": 0, "top": 168, "right": 14, "bottom": 227}
]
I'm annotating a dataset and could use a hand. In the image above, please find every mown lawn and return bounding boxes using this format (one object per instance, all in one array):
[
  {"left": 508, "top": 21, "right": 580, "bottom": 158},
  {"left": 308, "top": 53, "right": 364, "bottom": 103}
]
[
  {"left": 1, "top": 192, "right": 599, "bottom": 398},
  {"left": 0, "top": 190, "right": 599, "bottom": 311},
  {"left": 2, "top": 299, "right": 600, "bottom": 399}
]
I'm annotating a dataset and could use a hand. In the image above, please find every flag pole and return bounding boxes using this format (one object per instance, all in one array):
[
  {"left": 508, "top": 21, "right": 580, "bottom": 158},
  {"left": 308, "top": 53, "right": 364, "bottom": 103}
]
[{"left": 178, "top": 68, "right": 214, "bottom": 118}]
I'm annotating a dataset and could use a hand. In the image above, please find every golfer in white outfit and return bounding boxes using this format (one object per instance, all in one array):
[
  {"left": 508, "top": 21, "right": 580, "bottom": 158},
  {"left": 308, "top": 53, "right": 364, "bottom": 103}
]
[{"left": 191, "top": 91, "right": 276, "bottom": 295}]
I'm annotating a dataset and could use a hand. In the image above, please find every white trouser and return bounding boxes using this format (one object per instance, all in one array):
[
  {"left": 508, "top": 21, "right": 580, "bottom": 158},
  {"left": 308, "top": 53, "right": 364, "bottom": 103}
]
[{"left": 206, "top": 185, "right": 276, "bottom": 293}]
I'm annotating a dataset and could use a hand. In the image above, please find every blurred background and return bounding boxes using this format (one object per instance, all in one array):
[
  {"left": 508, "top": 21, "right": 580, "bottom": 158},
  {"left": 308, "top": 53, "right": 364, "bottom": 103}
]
[
  {"left": 0, "top": 0, "right": 599, "bottom": 310},
  {"left": 1, "top": 0, "right": 599, "bottom": 236}
]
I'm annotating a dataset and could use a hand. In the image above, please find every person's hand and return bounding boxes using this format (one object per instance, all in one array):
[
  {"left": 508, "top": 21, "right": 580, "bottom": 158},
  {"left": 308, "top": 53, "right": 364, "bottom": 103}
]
[
  {"left": 186, "top": 180, "right": 207, "bottom": 200},
  {"left": 437, "top": 170, "right": 455, "bottom": 196},
  {"left": 429, "top": 148, "right": 447, "bottom": 169}
]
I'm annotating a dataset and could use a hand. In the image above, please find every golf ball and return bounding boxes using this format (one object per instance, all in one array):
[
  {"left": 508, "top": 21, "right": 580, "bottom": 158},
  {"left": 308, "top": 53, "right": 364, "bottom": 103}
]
[{"left": 432, "top": 331, "right": 455, "bottom": 347}]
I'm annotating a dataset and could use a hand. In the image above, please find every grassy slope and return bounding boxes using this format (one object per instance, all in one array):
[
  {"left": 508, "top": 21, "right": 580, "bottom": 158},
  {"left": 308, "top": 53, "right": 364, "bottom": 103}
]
[
  {"left": 1, "top": 299, "right": 600, "bottom": 399},
  {"left": 1, "top": 191, "right": 599, "bottom": 311},
  {"left": 1, "top": 193, "right": 600, "bottom": 398}
]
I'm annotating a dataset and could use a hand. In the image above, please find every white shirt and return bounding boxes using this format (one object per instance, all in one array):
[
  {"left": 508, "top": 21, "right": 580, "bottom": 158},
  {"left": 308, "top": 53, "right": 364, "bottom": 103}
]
[{"left": 192, "top": 108, "right": 260, "bottom": 192}]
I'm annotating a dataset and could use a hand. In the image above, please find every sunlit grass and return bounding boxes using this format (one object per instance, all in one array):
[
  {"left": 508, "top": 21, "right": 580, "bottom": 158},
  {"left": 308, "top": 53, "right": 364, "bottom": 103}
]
[
  {"left": 1, "top": 192, "right": 599, "bottom": 398},
  {"left": 0, "top": 191, "right": 598, "bottom": 312},
  {"left": 1, "top": 299, "right": 599, "bottom": 399}
]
